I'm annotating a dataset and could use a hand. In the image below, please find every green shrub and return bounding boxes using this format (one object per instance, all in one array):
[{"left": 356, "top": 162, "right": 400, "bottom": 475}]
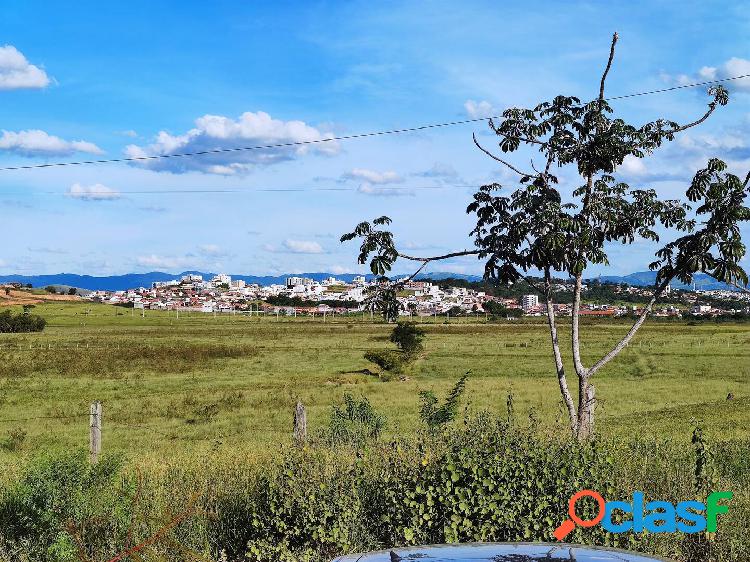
[
  {"left": 325, "top": 394, "right": 387, "bottom": 447},
  {"left": 0, "top": 450, "right": 129, "bottom": 562},
  {"left": 0, "top": 310, "right": 46, "bottom": 333},
  {"left": 389, "top": 322, "right": 425, "bottom": 358},
  {"left": 0, "top": 428, "right": 26, "bottom": 452},
  {"left": 363, "top": 349, "right": 404, "bottom": 374}
]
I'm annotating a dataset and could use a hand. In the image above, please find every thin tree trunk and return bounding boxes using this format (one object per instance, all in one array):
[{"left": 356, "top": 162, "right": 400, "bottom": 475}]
[
  {"left": 571, "top": 273, "right": 587, "bottom": 377},
  {"left": 543, "top": 269, "right": 577, "bottom": 434},
  {"left": 587, "top": 277, "right": 671, "bottom": 377}
]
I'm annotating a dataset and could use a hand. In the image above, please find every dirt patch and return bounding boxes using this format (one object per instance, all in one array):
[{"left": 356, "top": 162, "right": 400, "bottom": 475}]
[{"left": 0, "top": 288, "right": 81, "bottom": 307}]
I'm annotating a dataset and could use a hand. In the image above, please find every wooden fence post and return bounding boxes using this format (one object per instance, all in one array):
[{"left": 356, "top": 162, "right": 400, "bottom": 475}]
[
  {"left": 90, "top": 401, "right": 102, "bottom": 464},
  {"left": 293, "top": 400, "right": 307, "bottom": 445}
]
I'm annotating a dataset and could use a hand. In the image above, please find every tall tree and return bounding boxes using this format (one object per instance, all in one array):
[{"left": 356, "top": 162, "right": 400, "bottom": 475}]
[{"left": 341, "top": 33, "right": 750, "bottom": 440}]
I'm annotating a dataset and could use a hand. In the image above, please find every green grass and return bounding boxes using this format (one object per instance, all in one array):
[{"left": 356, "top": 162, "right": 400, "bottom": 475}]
[{"left": 1, "top": 301, "right": 748, "bottom": 466}]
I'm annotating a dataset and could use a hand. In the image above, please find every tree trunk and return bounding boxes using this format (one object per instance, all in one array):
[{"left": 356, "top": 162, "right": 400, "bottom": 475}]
[
  {"left": 576, "top": 381, "right": 595, "bottom": 441},
  {"left": 543, "top": 270, "right": 577, "bottom": 435}
]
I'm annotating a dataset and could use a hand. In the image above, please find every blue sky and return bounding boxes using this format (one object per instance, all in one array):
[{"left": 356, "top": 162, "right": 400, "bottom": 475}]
[{"left": 1, "top": 1, "right": 748, "bottom": 277}]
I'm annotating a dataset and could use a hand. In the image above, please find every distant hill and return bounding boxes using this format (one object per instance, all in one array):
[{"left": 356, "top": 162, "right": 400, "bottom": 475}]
[
  {"left": 0, "top": 271, "right": 376, "bottom": 292},
  {"left": 591, "top": 271, "right": 734, "bottom": 291},
  {"left": 0, "top": 270, "right": 735, "bottom": 292}
]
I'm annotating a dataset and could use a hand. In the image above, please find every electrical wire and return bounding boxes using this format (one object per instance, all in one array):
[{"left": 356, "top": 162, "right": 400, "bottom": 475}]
[{"left": 0, "top": 72, "right": 746, "bottom": 173}]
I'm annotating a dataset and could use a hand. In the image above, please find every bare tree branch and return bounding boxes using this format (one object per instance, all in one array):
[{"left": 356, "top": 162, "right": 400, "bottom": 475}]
[
  {"left": 587, "top": 276, "right": 672, "bottom": 377},
  {"left": 473, "top": 133, "right": 533, "bottom": 177},
  {"left": 669, "top": 102, "right": 721, "bottom": 134},
  {"left": 599, "top": 32, "right": 619, "bottom": 103},
  {"left": 743, "top": 171, "right": 750, "bottom": 189},
  {"left": 391, "top": 249, "right": 482, "bottom": 287},
  {"left": 396, "top": 249, "right": 481, "bottom": 262}
]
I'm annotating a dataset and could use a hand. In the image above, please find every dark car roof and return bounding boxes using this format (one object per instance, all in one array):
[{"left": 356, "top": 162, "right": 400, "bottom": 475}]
[{"left": 332, "top": 542, "right": 674, "bottom": 561}]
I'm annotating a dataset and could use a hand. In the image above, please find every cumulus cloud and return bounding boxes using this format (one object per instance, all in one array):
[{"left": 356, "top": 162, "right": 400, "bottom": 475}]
[
  {"left": 340, "top": 167, "right": 409, "bottom": 196},
  {"left": 464, "top": 99, "right": 501, "bottom": 119},
  {"left": 0, "top": 129, "right": 103, "bottom": 157},
  {"left": 283, "top": 239, "right": 324, "bottom": 254},
  {"left": 67, "top": 183, "right": 121, "bottom": 201},
  {"left": 619, "top": 155, "right": 648, "bottom": 177},
  {"left": 664, "top": 57, "right": 750, "bottom": 93},
  {"left": 0, "top": 45, "right": 50, "bottom": 90},
  {"left": 124, "top": 111, "right": 339, "bottom": 175},
  {"left": 341, "top": 168, "right": 403, "bottom": 185}
]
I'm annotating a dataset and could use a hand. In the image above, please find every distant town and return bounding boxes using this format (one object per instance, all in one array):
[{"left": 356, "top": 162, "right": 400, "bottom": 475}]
[{"left": 66, "top": 272, "right": 750, "bottom": 319}]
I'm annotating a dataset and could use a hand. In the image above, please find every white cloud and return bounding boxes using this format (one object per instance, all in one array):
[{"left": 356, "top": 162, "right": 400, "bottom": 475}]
[
  {"left": 283, "top": 239, "right": 324, "bottom": 254},
  {"left": 0, "top": 258, "right": 6, "bottom": 267},
  {"left": 0, "top": 130, "right": 103, "bottom": 157},
  {"left": 67, "top": 183, "right": 121, "bottom": 201},
  {"left": 125, "top": 111, "right": 339, "bottom": 174},
  {"left": 0, "top": 45, "right": 50, "bottom": 90},
  {"left": 329, "top": 265, "right": 351, "bottom": 275},
  {"left": 620, "top": 155, "right": 647, "bottom": 176},
  {"left": 135, "top": 254, "right": 193, "bottom": 270},
  {"left": 120, "top": 130, "right": 138, "bottom": 138},
  {"left": 665, "top": 57, "right": 750, "bottom": 92},
  {"left": 464, "top": 99, "right": 500, "bottom": 119},
  {"left": 342, "top": 168, "right": 403, "bottom": 184}
]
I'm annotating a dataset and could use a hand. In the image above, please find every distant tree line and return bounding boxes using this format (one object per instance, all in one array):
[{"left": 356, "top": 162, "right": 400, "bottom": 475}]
[{"left": 265, "top": 295, "right": 359, "bottom": 309}]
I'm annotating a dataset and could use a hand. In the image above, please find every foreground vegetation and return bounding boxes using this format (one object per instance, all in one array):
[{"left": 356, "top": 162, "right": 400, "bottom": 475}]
[
  {"left": 0, "top": 302, "right": 748, "bottom": 560},
  {"left": 1, "top": 416, "right": 748, "bottom": 561}
]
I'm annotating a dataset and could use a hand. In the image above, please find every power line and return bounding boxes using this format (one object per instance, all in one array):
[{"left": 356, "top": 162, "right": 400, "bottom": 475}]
[
  {"left": 0, "top": 72, "right": 746, "bottom": 174},
  {"left": 0, "top": 117, "right": 492, "bottom": 172},
  {"left": 605, "top": 73, "right": 750, "bottom": 101}
]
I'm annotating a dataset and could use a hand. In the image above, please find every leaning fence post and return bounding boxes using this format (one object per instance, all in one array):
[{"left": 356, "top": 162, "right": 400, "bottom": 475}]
[
  {"left": 90, "top": 401, "right": 102, "bottom": 464},
  {"left": 293, "top": 400, "right": 307, "bottom": 445}
]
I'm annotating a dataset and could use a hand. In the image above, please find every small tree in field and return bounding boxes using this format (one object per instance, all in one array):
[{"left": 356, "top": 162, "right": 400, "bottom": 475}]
[
  {"left": 341, "top": 34, "right": 750, "bottom": 440},
  {"left": 390, "top": 321, "right": 426, "bottom": 359}
]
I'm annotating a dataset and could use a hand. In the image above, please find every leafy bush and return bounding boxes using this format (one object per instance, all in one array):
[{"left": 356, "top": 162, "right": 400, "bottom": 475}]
[
  {"left": 0, "top": 310, "right": 46, "bottom": 333},
  {"left": 326, "top": 394, "right": 387, "bottom": 447},
  {"left": 0, "top": 451, "right": 129, "bottom": 562},
  {"left": 389, "top": 322, "right": 425, "bottom": 358}
]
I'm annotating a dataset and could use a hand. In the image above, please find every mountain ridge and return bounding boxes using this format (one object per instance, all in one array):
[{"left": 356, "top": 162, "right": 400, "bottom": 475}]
[{"left": 0, "top": 270, "right": 735, "bottom": 291}]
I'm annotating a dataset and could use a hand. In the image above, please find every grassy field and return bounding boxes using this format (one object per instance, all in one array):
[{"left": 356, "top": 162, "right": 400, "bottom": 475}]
[
  {"left": 0, "top": 302, "right": 750, "bottom": 562},
  {"left": 1, "top": 301, "right": 749, "bottom": 466}
]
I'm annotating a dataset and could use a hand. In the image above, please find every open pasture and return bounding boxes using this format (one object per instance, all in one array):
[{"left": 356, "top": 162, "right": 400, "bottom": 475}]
[{"left": 1, "top": 302, "right": 748, "bottom": 464}]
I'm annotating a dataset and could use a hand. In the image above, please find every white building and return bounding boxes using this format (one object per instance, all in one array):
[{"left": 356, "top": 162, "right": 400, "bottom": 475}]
[
  {"left": 521, "top": 294, "right": 539, "bottom": 311},
  {"left": 353, "top": 275, "right": 366, "bottom": 285}
]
